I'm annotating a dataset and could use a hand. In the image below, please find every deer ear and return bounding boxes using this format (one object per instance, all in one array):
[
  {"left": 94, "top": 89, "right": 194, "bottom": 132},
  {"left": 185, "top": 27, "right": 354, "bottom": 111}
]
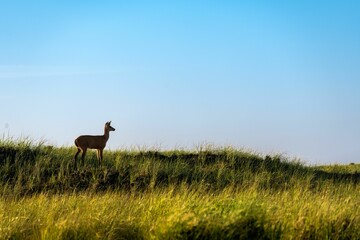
[{"left": 109, "top": 121, "right": 112, "bottom": 124}]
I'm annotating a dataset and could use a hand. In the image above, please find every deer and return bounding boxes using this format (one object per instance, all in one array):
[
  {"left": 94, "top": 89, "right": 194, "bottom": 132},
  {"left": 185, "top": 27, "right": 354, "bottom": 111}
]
[{"left": 73, "top": 121, "right": 115, "bottom": 167}]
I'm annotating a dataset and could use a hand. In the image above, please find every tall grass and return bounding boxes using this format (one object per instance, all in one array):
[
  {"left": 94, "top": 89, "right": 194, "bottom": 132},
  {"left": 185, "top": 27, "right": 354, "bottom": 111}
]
[
  {"left": 1, "top": 187, "right": 359, "bottom": 239},
  {"left": 0, "top": 139, "right": 359, "bottom": 239}
]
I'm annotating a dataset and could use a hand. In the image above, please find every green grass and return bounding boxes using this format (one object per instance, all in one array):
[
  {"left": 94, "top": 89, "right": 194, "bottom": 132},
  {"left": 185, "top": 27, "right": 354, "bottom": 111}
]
[{"left": 0, "top": 139, "right": 359, "bottom": 239}]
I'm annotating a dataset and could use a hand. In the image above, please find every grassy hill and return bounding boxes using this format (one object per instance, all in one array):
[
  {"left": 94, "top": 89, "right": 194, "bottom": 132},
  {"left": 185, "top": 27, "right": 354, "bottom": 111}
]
[{"left": 0, "top": 139, "right": 359, "bottom": 239}]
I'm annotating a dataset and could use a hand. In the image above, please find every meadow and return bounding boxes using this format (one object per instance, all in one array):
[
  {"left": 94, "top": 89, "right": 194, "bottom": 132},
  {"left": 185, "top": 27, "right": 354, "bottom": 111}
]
[{"left": 0, "top": 139, "right": 359, "bottom": 239}]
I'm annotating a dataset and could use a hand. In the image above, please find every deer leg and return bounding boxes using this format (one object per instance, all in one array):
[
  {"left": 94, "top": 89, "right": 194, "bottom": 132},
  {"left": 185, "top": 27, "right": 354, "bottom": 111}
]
[
  {"left": 81, "top": 148, "right": 87, "bottom": 165},
  {"left": 99, "top": 149, "right": 103, "bottom": 167},
  {"left": 96, "top": 149, "right": 101, "bottom": 167},
  {"left": 74, "top": 148, "right": 81, "bottom": 162},
  {"left": 74, "top": 148, "right": 82, "bottom": 169}
]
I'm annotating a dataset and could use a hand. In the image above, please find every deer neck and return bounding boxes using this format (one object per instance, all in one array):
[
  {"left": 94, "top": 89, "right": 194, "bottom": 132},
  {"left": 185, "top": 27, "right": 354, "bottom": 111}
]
[{"left": 104, "top": 128, "right": 110, "bottom": 141}]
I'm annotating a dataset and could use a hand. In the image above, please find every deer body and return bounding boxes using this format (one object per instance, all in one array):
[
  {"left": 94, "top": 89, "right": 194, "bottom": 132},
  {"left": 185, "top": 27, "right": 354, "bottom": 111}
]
[{"left": 73, "top": 121, "right": 115, "bottom": 166}]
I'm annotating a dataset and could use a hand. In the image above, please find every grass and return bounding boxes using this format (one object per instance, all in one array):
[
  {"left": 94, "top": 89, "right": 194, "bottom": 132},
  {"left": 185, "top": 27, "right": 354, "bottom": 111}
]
[{"left": 0, "top": 139, "right": 359, "bottom": 239}]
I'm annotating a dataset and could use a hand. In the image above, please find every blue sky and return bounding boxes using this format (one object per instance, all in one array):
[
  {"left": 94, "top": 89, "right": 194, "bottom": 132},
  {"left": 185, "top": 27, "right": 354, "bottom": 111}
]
[{"left": 1, "top": 1, "right": 360, "bottom": 164}]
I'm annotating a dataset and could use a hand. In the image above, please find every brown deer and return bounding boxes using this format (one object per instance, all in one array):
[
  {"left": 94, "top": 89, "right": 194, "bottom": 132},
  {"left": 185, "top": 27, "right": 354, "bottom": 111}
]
[{"left": 73, "top": 121, "right": 115, "bottom": 166}]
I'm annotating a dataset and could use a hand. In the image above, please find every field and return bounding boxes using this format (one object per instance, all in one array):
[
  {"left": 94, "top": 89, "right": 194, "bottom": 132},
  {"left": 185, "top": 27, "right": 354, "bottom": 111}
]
[{"left": 0, "top": 139, "right": 359, "bottom": 239}]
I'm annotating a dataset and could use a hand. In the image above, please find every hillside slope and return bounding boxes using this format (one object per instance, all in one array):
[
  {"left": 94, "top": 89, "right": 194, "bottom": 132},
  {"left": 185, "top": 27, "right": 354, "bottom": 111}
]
[{"left": 0, "top": 140, "right": 358, "bottom": 197}]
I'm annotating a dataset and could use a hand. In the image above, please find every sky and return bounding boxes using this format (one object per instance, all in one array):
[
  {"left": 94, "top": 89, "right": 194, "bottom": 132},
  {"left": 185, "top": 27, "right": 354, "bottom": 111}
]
[{"left": 1, "top": 1, "right": 360, "bottom": 164}]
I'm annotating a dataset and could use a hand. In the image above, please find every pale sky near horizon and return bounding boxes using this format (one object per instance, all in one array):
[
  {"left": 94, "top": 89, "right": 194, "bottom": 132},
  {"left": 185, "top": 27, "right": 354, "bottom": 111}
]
[{"left": 1, "top": 1, "right": 360, "bottom": 164}]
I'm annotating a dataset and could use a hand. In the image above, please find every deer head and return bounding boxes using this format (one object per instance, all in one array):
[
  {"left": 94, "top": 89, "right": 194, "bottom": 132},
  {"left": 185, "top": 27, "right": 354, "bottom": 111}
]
[{"left": 106, "top": 121, "right": 116, "bottom": 131}]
